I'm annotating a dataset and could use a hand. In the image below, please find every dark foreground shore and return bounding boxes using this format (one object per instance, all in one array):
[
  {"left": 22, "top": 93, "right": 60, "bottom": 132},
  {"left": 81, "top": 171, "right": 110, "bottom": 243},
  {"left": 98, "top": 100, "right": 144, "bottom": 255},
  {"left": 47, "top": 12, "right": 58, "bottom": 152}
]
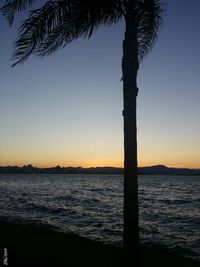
[{"left": 0, "top": 223, "right": 199, "bottom": 267}]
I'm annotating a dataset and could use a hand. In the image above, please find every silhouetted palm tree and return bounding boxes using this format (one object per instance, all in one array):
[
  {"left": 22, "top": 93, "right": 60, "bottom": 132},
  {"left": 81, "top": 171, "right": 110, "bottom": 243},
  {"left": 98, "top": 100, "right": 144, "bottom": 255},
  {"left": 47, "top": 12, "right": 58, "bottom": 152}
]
[{"left": 1, "top": 0, "right": 163, "bottom": 266}]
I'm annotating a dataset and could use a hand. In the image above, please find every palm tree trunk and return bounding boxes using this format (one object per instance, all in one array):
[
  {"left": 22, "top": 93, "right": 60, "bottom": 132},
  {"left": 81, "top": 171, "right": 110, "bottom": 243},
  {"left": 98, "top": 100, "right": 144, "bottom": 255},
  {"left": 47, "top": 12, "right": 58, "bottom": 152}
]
[{"left": 122, "top": 11, "right": 140, "bottom": 267}]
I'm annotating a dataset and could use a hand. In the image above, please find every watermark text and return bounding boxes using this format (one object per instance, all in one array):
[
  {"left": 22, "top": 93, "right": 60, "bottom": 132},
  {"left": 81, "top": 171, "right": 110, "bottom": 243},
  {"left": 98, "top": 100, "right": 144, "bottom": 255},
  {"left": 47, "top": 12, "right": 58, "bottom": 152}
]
[{"left": 3, "top": 248, "right": 8, "bottom": 266}]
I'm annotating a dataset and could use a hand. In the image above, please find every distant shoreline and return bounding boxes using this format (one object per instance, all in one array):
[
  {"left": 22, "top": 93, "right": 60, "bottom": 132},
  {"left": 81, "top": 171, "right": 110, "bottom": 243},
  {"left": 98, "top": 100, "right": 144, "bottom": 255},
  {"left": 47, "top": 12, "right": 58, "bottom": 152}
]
[{"left": 0, "top": 164, "right": 200, "bottom": 176}]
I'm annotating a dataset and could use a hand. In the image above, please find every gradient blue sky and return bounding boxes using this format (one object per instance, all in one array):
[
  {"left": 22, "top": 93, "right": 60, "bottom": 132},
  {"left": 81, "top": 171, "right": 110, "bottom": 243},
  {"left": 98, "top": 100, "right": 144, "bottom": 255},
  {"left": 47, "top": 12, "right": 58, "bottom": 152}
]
[{"left": 0, "top": 0, "right": 200, "bottom": 168}]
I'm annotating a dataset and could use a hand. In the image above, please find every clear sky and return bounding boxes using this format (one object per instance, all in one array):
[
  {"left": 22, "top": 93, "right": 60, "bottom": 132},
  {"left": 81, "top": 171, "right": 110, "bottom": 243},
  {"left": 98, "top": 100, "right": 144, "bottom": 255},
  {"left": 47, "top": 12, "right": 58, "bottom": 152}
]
[{"left": 0, "top": 0, "right": 200, "bottom": 168}]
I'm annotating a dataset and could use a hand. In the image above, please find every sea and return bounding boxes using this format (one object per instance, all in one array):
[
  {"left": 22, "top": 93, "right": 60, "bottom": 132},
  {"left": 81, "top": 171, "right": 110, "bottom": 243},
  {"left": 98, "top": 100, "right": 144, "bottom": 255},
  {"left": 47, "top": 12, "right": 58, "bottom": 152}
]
[{"left": 0, "top": 174, "right": 199, "bottom": 260}]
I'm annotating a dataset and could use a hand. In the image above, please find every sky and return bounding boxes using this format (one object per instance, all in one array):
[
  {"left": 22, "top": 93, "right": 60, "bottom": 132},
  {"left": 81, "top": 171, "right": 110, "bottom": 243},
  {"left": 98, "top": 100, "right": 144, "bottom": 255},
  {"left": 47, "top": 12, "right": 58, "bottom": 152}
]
[{"left": 0, "top": 0, "right": 200, "bottom": 169}]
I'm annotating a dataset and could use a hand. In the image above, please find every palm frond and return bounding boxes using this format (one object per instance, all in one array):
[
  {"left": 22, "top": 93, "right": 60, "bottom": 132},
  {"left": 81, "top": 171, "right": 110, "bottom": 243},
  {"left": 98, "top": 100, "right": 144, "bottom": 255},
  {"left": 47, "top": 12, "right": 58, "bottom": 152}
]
[
  {"left": 12, "top": 1, "right": 65, "bottom": 65},
  {"left": 136, "top": 0, "right": 164, "bottom": 61},
  {"left": 1, "top": 0, "right": 36, "bottom": 25},
  {"left": 10, "top": 0, "right": 123, "bottom": 66},
  {"left": 1, "top": 0, "right": 163, "bottom": 66}
]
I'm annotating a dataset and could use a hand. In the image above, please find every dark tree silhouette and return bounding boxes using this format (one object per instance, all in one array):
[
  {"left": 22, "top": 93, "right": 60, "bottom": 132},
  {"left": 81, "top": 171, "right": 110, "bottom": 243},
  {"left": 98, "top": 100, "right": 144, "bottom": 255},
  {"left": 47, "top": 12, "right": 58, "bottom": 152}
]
[{"left": 1, "top": 0, "right": 163, "bottom": 266}]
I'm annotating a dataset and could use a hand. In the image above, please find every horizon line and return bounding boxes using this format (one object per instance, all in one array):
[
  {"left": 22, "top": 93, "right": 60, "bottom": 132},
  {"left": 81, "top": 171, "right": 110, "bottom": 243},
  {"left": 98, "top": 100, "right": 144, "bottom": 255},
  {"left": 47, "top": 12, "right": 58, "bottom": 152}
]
[{"left": 0, "top": 164, "right": 200, "bottom": 170}]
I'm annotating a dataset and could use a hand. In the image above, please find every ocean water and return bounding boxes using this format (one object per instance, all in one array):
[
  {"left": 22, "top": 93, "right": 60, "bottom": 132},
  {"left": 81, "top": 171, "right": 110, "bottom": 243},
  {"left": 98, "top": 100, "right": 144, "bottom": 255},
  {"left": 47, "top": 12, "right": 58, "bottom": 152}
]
[{"left": 0, "top": 174, "right": 199, "bottom": 260}]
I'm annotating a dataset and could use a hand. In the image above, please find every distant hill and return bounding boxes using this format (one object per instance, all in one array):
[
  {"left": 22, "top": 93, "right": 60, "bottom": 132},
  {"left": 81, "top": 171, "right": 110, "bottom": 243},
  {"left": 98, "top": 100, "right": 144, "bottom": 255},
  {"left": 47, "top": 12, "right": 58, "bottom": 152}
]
[
  {"left": 0, "top": 164, "right": 200, "bottom": 175},
  {"left": 138, "top": 165, "right": 200, "bottom": 176}
]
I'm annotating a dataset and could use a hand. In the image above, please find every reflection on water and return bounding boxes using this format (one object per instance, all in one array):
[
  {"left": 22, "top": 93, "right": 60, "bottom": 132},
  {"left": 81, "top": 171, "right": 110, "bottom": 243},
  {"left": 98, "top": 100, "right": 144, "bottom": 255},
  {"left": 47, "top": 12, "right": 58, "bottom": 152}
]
[{"left": 0, "top": 174, "right": 199, "bottom": 260}]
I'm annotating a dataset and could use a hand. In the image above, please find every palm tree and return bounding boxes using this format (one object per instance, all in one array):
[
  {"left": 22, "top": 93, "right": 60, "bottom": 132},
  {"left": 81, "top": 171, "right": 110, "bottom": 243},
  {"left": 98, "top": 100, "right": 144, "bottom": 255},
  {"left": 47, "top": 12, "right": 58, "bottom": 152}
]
[{"left": 1, "top": 0, "right": 163, "bottom": 266}]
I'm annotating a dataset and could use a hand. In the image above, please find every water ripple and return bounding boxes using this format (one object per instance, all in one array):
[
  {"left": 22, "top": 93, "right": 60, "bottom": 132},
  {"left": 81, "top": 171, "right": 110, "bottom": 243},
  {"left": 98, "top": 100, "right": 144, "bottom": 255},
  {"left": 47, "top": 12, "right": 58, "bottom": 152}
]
[{"left": 0, "top": 174, "right": 199, "bottom": 260}]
